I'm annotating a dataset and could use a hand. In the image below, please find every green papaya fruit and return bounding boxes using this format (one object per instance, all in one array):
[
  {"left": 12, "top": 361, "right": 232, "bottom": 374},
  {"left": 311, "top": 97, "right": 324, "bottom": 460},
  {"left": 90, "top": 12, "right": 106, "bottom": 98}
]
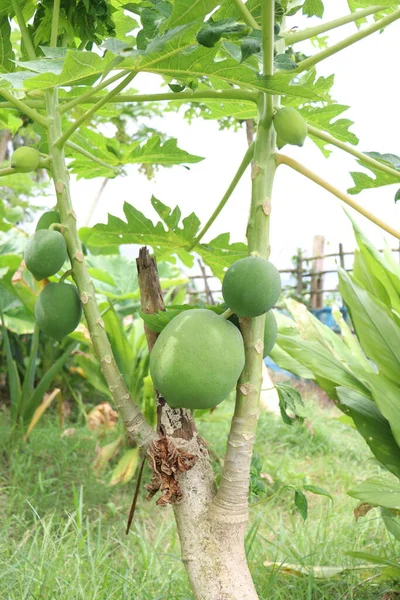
[
  {"left": 11, "top": 146, "right": 41, "bottom": 173},
  {"left": 24, "top": 229, "right": 67, "bottom": 280},
  {"left": 36, "top": 210, "right": 61, "bottom": 231},
  {"left": 273, "top": 107, "right": 307, "bottom": 147},
  {"left": 276, "top": 135, "right": 287, "bottom": 149},
  {"left": 263, "top": 310, "right": 277, "bottom": 358},
  {"left": 35, "top": 282, "right": 82, "bottom": 339},
  {"left": 150, "top": 309, "right": 245, "bottom": 409},
  {"left": 222, "top": 256, "right": 281, "bottom": 317}
]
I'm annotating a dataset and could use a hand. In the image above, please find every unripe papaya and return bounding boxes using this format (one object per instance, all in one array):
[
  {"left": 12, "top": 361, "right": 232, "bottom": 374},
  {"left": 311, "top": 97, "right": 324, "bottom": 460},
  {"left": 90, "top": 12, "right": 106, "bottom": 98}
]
[
  {"left": 263, "top": 310, "right": 277, "bottom": 357},
  {"left": 222, "top": 256, "right": 281, "bottom": 317},
  {"left": 24, "top": 229, "right": 67, "bottom": 280},
  {"left": 150, "top": 309, "right": 245, "bottom": 409},
  {"left": 36, "top": 210, "right": 61, "bottom": 231},
  {"left": 273, "top": 107, "right": 307, "bottom": 147},
  {"left": 35, "top": 282, "right": 82, "bottom": 339},
  {"left": 11, "top": 146, "right": 41, "bottom": 173}
]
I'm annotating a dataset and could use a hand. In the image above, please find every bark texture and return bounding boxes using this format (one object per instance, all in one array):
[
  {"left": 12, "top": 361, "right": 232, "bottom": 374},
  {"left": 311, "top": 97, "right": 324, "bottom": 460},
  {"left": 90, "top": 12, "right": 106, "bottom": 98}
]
[{"left": 136, "top": 247, "right": 259, "bottom": 600}]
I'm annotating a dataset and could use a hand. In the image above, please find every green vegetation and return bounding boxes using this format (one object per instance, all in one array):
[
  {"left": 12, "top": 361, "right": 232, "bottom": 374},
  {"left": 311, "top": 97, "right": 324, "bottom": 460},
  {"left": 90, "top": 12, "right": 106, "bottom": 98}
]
[
  {"left": 0, "top": 396, "right": 398, "bottom": 600},
  {"left": 35, "top": 282, "right": 82, "bottom": 339},
  {"left": 24, "top": 229, "right": 67, "bottom": 281},
  {"left": 150, "top": 309, "right": 245, "bottom": 409},
  {"left": 222, "top": 257, "right": 282, "bottom": 317},
  {"left": 35, "top": 210, "right": 61, "bottom": 231}
]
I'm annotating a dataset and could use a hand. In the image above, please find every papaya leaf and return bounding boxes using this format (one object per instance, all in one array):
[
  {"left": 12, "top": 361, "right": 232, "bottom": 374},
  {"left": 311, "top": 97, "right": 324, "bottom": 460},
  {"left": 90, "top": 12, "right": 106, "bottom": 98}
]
[
  {"left": 0, "top": 16, "right": 14, "bottom": 73},
  {"left": 167, "top": 0, "right": 220, "bottom": 28},
  {"left": 302, "top": 104, "right": 358, "bottom": 155},
  {"left": 302, "top": 0, "right": 324, "bottom": 18},
  {"left": 348, "top": 152, "right": 400, "bottom": 195},
  {"left": 123, "top": 135, "right": 204, "bottom": 167}
]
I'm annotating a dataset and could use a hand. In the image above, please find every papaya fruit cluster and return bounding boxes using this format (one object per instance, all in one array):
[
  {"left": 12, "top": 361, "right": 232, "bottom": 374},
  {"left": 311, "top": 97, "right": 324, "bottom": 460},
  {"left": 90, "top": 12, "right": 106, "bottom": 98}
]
[
  {"left": 150, "top": 256, "right": 281, "bottom": 411},
  {"left": 24, "top": 211, "right": 82, "bottom": 340}
]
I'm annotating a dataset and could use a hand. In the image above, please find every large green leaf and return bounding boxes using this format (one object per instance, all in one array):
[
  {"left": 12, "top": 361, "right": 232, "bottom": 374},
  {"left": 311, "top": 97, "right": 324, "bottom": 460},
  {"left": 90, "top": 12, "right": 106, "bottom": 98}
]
[
  {"left": 0, "top": 16, "right": 14, "bottom": 73},
  {"left": 81, "top": 198, "right": 248, "bottom": 279},
  {"left": 339, "top": 269, "right": 400, "bottom": 385},
  {"left": 364, "top": 374, "right": 400, "bottom": 448},
  {"left": 348, "top": 476, "right": 400, "bottom": 510},
  {"left": 348, "top": 152, "right": 400, "bottom": 195},
  {"left": 167, "top": 0, "right": 220, "bottom": 28},
  {"left": 336, "top": 387, "right": 400, "bottom": 479}
]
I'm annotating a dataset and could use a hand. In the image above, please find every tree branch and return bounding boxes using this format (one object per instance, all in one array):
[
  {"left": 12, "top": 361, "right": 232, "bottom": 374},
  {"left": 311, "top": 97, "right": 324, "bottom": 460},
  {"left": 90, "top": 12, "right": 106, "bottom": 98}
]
[
  {"left": 45, "top": 87, "right": 155, "bottom": 448},
  {"left": 188, "top": 142, "right": 255, "bottom": 251},
  {"left": 59, "top": 70, "right": 131, "bottom": 114},
  {"left": 277, "top": 153, "right": 400, "bottom": 241},
  {"left": 55, "top": 72, "right": 136, "bottom": 147},
  {"left": 296, "top": 9, "right": 400, "bottom": 73},
  {"left": 307, "top": 124, "right": 400, "bottom": 180},
  {"left": 0, "top": 89, "right": 49, "bottom": 127},
  {"left": 284, "top": 6, "right": 388, "bottom": 45}
]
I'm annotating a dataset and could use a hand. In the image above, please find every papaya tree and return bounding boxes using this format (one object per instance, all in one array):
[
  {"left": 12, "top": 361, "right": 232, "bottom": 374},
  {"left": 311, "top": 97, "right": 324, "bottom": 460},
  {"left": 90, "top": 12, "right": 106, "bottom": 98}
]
[{"left": 1, "top": 1, "right": 400, "bottom": 599}]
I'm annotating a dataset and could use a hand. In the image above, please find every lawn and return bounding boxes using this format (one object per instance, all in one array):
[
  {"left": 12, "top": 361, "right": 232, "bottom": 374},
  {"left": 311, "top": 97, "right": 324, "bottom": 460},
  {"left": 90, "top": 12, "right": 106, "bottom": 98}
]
[{"left": 1, "top": 392, "right": 399, "bottom": 600}]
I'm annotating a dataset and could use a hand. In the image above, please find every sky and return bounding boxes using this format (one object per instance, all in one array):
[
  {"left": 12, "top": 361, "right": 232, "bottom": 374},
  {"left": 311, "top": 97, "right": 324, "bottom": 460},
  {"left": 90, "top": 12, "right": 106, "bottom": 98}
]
[{"left": 39, "top": 1, "right": 400, "bottom": 291}]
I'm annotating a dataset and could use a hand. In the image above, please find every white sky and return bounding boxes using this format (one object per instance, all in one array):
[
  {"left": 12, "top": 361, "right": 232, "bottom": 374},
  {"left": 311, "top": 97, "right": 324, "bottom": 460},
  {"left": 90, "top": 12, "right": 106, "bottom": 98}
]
[{"left": 41, "top": 1, "right": 400, "bottom": 286}]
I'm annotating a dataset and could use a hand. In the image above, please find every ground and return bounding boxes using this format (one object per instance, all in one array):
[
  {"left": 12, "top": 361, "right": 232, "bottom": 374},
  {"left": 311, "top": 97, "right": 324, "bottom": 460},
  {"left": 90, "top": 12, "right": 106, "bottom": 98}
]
[{"left": 0, "top": 391, "right": 399, "bottom": 600}]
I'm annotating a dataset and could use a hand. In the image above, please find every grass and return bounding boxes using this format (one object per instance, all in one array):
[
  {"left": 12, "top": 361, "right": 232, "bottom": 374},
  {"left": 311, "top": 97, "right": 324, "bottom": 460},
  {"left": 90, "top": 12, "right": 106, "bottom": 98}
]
[{"left": 0, "top": 393, "right": 399, "bottom": 600}]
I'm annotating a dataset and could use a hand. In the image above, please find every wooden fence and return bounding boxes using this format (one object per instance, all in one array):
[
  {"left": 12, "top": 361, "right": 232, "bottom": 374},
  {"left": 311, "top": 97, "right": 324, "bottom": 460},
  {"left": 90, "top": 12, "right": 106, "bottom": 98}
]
[{"left": 188, "top": 237, "right": 400, "bottom": 308}]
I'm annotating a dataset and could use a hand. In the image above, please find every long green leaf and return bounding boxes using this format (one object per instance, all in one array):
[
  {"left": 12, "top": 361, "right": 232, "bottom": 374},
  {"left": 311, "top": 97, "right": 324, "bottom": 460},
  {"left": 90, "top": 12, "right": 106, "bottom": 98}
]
[
  {"left": 0, "top": 303, "right": 21, "bottom": 421},
  {"left": 336, "top": 387, "right": 400, "bottom": 479},
  {"left": 339, "top": 268, "right": 400, "bottom": 385},
  {"left": 348, "top": 476, "right": 400, "bottom": 510},
  {"left": 24, "top": 341, "right": 78, "bottom": 422},
  {"left": 18, "top": 324, "right": 40, "bottom": 421}
]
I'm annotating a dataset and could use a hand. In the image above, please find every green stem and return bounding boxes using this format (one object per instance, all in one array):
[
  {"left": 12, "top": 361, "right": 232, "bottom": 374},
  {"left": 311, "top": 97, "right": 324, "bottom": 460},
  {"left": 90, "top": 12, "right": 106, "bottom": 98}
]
[
  {"left": 0, "top": 89, "right": 49, "bottom": 127},
  {"left": 211, "top": 0, "right": 276, "bottom": 522},
  {"left": 55, "top": 72, "right": 136, "bottom": 147},
  {"left": 220, "top": 309, "right": 233, "bottom": 320},
  {"left": 284, "top": 5, "right": 387, "bottom": 45},
  {"left": 50, "top": 0, "right": 61, "bottom": 47},
  {"left": 261, "top": 0, "right": 275, "bottom": 125},
  {"left": 0, "top": 167, "right": 16, "bottom": 177},
  {"left": 59, "top": 70, "right": 130, "bottom": 114},
  {"left": 307, "top": 124, "right": 400, "bottom": 180},
  {"left": 188, "top": 142, "right": 255, "bottom": 251},
  {"left": 296, "top": 9, "right": 400, "bottom": 73},
  {"left": 11, "top": 0, "right": 36, "bottom": 61},
  {"left": 277, "top": 153, "right": 400, "bottom": 241},
  {"left": 66, "top": 141, "right": 119, "bottom": 173},
  {"left": 60, "top": 89, "right": 259, "bottom": 110},
  {"left": 59, "top": 269, "right": 73, "bottom": 283},
  {"left": 0, "top": 100, "right": 45, "bottom": 110},
  {"left": 232, "top": 0, "right": 260, "bottom": 29},
  {"left": 45, "top": 87, "right": 155, "bottom": 448}
]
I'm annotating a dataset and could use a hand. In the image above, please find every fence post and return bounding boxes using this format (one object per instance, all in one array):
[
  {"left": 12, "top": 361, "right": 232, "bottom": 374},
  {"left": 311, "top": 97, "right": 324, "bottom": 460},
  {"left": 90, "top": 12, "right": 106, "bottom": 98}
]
[
  {"left": 338, "top": 243, "right": 345, "bottom": 268},
  {"left": 197, "top": 259, "right": 215, "bottom": 305},
  {"left": 296, "top": 249, "right": 303, "bottom": 297},
  {"left": 311, "top": 235, "right": 325, "bottom": 309}
]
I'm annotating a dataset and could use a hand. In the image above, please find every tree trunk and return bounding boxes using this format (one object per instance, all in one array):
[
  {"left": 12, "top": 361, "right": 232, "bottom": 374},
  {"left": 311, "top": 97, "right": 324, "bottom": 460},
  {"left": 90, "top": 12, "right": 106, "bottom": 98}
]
[{"left": 136, "top": 247, "right": 259, "bottom": 600}]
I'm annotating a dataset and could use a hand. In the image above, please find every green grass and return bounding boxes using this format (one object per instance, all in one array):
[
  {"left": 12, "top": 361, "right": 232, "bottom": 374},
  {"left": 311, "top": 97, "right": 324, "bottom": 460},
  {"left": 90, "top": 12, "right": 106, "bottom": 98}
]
[{"left": 0, "top": 395, "right": 399, "bottom": 599}]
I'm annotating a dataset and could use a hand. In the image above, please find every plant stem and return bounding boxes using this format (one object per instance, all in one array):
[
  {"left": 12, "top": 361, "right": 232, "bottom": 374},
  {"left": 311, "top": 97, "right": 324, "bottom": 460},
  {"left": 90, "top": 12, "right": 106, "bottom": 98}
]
[
  {"left": 55, "top": 72, "right": 136, "bottom": 147},
  {"left": 50, "top": 0, "right": 61, "bottom": 47},
  {"left": 220, "top": 309, "right": 233, "bottom": 319},
  {"left": 59, "top": 269, "right": 73, "bottom": 283},
  {"left": 45, "top": 87, "right": 155, "bottom": 448},
  {"left": 307, "top": 124, "right": 400, "bottom": 180},
  {"left": 211, "top": 0, "right": 276, "bottom": 522},
  {"left": 59, "top": 70, "right": 130, "bottom": 114},
  {"left": 0, "top": 89, "right": 49, "bottom": 127},
  {"left": 232, "top": 0, "right": 260, "bottom": 30},
  {"left": 11, "top": 0, "right": 36, "bottom": 60},
  {"left": 65, "top": 141, "right": 119, "bottom": 173},
  {"left": 296, "top": 9, "right": 400, "bottom": 73},
  {"left": 60, "top": 89, "right": 259, "bottom": 110},
  {"left": 284, "top": 6, "right": 387, "bottom": 44},
  {"left": 0, "top": 167, "right": 16, "bottom": 177},
  {"left": 188, "top": 143, "right": 255, "bottom": 251},
  {"left": 277, "top": 153, "right": 400, "bottom": 241}
]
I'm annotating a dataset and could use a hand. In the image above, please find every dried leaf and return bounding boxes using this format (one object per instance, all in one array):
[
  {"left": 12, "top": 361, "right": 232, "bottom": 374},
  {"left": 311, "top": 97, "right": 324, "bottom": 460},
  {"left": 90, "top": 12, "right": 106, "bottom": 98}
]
[
  {"left": 354, "top": 502, "right": 374, "bottom": 521},
  {"left": 109, "top": 448, "right": 140, "bottom": 485},
  {"left": 145, "top": 436, "right": 198, "bottom": 506},
  {"left": 88, "top": 402, "right": 118, "bottom": 431},
  {"left": 93, "top": 435, "right": 123, "bottom": 472}
]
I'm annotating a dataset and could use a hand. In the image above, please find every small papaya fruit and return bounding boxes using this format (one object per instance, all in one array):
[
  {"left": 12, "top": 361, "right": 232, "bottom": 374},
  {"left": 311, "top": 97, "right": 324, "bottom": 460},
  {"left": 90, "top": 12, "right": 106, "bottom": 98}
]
[
  {"left": 222, "top": 256, "right": 281, "bottom": 317},
  {"left": 150, "top": 309, "right": 245, "bottom": 409},
  {"left": 36, "top": 210, "right": 61, "bottom": 231},
  {"left": 35, "top": 282, "right": 82, "bottom": 339},
  {"left": 273, "top": 107, "right": 307, "bottom": 147},
  {"left": 24, "top": 229, "right": 67, "bottom": 280},
  {"left": 263, "top": 310, "right": 277, "bottom": 357},
  {"left": 11, "top": 146, "right": 41, "bottom": 173}
]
